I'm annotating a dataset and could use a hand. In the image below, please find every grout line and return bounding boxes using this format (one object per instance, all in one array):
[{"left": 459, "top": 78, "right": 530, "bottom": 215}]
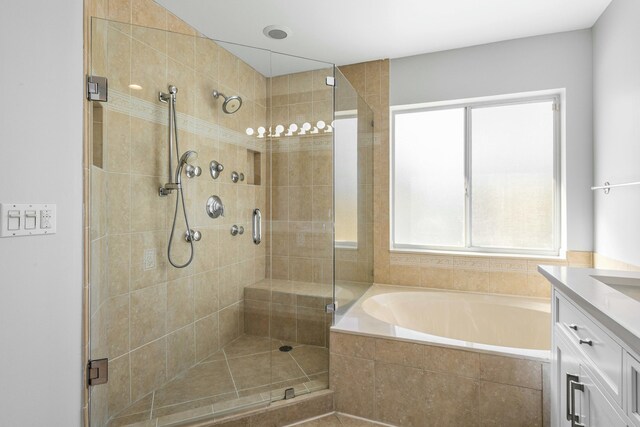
[
  {"left": 149, "top": 391, "right": 155, "bottom": 420},
  {"left": 288, "top": 349, "right": 312, "bottom": 382},
  {"left": 222, "top": 348, "right": 240, "bottom": 399}
]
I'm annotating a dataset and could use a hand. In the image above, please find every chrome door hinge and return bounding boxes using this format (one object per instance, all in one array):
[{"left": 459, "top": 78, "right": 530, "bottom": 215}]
[
  {"left": 87, "top": 75, "right": 108, "bottom": 102},
  {"left": 325, "top": 302, "right": 337, "bottom": 313},
  {"left": 552, "top": 102, "right": 560, "bottom": 112},
  {"left": 87, "top": 358, "right": 109, "bottom": 386},
  {"left": 325, "top": 76, "right": 335, "bottom": 87}
]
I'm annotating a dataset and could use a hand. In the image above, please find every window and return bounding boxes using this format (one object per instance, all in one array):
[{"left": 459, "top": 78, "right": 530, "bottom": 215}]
[
  {"left": 334, "top": 114, "right": 358, "bottom": 247},
  {"left": 391, "top": 95, "right": 560, "bottom": 255}
]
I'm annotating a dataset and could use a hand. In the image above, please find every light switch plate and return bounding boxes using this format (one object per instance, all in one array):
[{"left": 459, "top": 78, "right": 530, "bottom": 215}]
[{"left": 0, "top": 203, "right": 57, "bottom": 237}]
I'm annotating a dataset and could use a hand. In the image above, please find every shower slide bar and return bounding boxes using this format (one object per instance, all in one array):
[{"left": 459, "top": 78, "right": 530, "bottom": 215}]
[{"left": 591, "top": 180, "right": 640, "bottom": 194}]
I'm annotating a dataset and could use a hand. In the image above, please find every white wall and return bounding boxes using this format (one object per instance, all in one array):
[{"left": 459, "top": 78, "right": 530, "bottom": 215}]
[
  {"left": 593, "top": 0, "right": 640, "bottom": 266},
  {"left": 0, "top": 2, "right": 84, "bottom": 426},
  {"left": 390, "top": 30, "right": 594, "bottom": 251}
]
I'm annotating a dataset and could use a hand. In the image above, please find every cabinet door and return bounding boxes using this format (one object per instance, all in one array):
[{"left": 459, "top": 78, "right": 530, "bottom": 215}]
[
  {"left": 578, "top": 366, "right": 628, "bottom": 427},
  {"left": 556, "top": 333, "right": 583, "bottom": 426},
  {"left": 627, "top": 353, "right": 640, "bottom": 426}
]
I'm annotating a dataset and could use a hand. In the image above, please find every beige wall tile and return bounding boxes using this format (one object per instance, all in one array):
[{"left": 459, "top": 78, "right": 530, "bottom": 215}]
[
  {"left": 296, "top": 307, "right": 325, "bottom": 346},
  {"left": 330, "top": 353, "right": 374, "bottom": 418},
  {"left": 330, "top": 332, "right": 375, "bottom": 360},
  {"left": 130, "top": 230, "right": 167, "bottom": 290},
  {"left": 107, "top": 0, "right": 131, "bottom": 23},
  {"left": 270, "top": 303, "right": 296, "bottom": 342},
  {"left": 167, "top": 276, "right": 194, "bottom": 332},
  {"left": 107, "top": 294, "right": 130, "bottom": 358},
  {"left": 375, "top": 338, "right": 422, "bottom": 368},
  {"left": 194, "top": 270, "right": 219, "bottom": 319},
  {"left": 423, "top": 345, "right": 480, "bottom": 379},
  {"left": 167, "top": 325, "right": 195, "bottom": 379},
  {"left": 219, "top": 304, "right": 240, "bottom": 347},
  {"left": 479, "top": 381, "right": 542, "bottom": 426},
  {"left": 131, "top": 0, "right": 166, "bottom": 30},
  {"left": 374, "top": 361, "right": 425, "bottom": 426},
  {"left": 108, "top": 354, "right": 131, "bottom": 416},
  {"left": 130, "top": 338, "right": 167, "bottom": 401},
  {"left": 130, "top": 283, "right": 167, "bottom": 348},
  {"left": 106, "top": 173, "right": 131, "bottom": 234},
  {"left": 195, "top": 313, "right": 219, "bottom": 361},
  {"left": 479, "top": 354, "right": 542, "bottom": 390},
  {"left": 424, "top": 370, "right": 479, "bottom": 425}
]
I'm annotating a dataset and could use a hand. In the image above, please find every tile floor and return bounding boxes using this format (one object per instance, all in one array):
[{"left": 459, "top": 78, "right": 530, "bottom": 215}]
[
  {"left": 293, "top": 413, "right": 384, "bottom": 426},
  {"left": 108, "top": 335, "right": 329, "bottom": 426}
]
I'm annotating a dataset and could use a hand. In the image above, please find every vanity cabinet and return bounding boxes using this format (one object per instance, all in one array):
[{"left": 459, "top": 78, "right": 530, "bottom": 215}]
[{"left": 552, "top": 290, "right": 637, "bottom": 426}]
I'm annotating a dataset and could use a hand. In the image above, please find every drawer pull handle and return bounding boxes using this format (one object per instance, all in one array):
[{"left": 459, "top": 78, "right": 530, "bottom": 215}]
[
  {"left": 568, "top": 324, "right": 578, "bottom": 330},
  {"left": 579, "top": 338, "right": 593, "bottom": 346}
]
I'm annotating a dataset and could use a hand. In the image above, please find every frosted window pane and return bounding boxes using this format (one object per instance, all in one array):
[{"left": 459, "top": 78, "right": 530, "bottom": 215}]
[
  {"left": 334, "top": 117, "right": 358, "bottom": 243},
  {"left": 394, "top": 108, "right": 465, "bottom": 247},
  {"left": 471, "top": 101, "right": 554, "bottom": 250}
]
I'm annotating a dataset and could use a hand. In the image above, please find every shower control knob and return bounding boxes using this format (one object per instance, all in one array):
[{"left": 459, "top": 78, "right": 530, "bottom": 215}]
[
  {"left": 185, "top": 229, "right": 201, "bottom": 242},
  {"left": 230, "top": 225, "right": 239, "bottom": 236},
  {"left": 239, "top": 173, "right": 245, "bottom": 182},
  {"left": 185, "top": 164, "right": 202, "bottom": 178},
  {"left": 210, "top": 160, "right": 224, "bottom": 179},
  {"left": 238, "top": 226, "right": 244, "bottom": 235},
  {"left": 231, "top": 171, "right": 240, "bottom": 183}
]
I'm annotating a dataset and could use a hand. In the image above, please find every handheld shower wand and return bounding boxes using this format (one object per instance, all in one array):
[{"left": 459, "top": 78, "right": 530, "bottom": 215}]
[{"left": 158, "top": 85, "right": 199, "bottom": 268}]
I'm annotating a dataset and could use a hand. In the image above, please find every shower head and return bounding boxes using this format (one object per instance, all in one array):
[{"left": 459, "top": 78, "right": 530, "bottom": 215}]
[
  {"left": 212, "top": 90, "right": 243, "bottom": 114},
  {"left": 180, "top": 150, "right": 198, "bottom": 165}
]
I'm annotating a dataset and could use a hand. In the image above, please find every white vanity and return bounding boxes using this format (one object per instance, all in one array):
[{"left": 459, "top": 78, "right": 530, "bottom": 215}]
[{"left": 539, "top": 266, "right": 640, "bottom": 427}]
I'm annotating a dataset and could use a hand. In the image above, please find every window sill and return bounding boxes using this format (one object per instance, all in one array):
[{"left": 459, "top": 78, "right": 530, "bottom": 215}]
[{"left": 389, "top": 247, "right": 566, "bottom": 261}]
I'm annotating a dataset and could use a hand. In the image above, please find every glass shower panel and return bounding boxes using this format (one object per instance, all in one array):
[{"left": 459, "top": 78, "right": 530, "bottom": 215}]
[
  {"left": 265, "top": 51, "right": 335, "bottom": 402},
  {"left": 334, "top": 69, "right": 374, "bottom": 323},
  {"left": 89, "top": 18, "right": 275, "bottom": 426}
]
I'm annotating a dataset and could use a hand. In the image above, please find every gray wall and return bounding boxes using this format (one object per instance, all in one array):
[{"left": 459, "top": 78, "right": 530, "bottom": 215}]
[
  {"left": 0, "top": 1, "right": 83, "bottom": 425},
  {"left": 593, "top": 0, "right": 640, "bottom": 266},
  {"left": 391, "top": 30, "right": 594, "bottom": 251}
]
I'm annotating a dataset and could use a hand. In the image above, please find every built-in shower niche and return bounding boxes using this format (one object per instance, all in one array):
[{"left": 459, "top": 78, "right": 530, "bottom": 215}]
[{"left": 245, "top": 149, "right": 261, "bottom": 185}]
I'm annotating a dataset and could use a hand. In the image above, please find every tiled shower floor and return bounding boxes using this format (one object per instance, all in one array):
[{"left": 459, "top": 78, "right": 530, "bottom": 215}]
[{"left": 108, "top": 335, "right": 329, "bottom": 427}]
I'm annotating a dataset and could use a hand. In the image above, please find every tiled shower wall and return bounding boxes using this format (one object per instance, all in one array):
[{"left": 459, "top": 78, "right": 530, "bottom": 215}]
[
  {"left": 86, "top": 2, "right": 268, "bottom": 424},
  {"left": 265, "top": 70, "right": 334, "bottom": 285},
  {"left": 339, "top": 60, "right": 593, "bottom": 298}
]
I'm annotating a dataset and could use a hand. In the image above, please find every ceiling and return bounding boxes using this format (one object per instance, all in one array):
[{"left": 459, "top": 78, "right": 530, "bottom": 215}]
[{"left": 156, "top": 0, "right": 612, "bottom": 76}]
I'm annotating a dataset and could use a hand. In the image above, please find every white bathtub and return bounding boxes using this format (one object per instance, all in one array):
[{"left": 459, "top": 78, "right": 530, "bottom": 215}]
[{"left": 333, "top": 284, "right": 551, "bottom": 360}]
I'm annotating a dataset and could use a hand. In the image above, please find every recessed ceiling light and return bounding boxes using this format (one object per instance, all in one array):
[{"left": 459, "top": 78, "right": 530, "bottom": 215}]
[{"left": 263, "top": 25, "right": 291, "bottom": 40}]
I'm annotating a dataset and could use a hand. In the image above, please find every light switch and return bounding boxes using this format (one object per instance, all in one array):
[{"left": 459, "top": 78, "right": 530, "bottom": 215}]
[
  {"left": 7, "top": 210, "right": 20, "bottom": 230},
  {"left": 25, "top": 210, "right": 37, "bottom": 229},
  {"left": 1, "top": 203, "right": 56, "bottom": 237}
]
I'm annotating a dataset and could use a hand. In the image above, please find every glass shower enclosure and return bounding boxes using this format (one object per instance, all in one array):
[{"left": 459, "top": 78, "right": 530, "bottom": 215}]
[{"left": 88, "top": 17, "right": 373, "bottom": 426}]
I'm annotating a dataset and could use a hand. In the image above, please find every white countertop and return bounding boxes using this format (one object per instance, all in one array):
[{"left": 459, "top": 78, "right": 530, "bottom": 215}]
[{"left": 538, "top": 265, "right": 640, "bottom": 355}]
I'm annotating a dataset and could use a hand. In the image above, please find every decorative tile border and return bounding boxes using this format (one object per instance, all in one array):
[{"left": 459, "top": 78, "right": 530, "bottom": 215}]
[
  {"left": 106, "top": 89, "right": 266, "bottom": 152},
  {"left": 389, "top": 252, "right": 585, "bottom": 273}
]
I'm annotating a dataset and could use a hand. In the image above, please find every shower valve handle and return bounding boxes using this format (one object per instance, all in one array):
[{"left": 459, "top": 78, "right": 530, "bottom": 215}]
[{"left": 210, "top": 161, "right": 224, "bottom": 179}]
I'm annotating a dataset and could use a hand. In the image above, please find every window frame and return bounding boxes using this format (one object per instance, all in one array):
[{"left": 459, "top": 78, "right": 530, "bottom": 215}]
[{"left": 390, "top": 93, "right": 562, "bottom": 257}]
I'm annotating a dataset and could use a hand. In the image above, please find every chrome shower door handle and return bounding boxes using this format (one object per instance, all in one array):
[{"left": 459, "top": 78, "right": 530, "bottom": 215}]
[{"left": 252, "top": 208, "right": 261, "bottom": 245}]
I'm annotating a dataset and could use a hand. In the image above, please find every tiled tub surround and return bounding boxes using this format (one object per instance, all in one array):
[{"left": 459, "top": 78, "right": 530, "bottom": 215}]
[
  {"left": 330, "top": 284, "right": 552, "bottom": 426},
  {"left": 89, "top": 17, "right": 269, "bottom": 426}
]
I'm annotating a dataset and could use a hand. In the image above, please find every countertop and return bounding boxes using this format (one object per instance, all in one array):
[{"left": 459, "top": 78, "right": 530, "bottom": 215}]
[{"left": 538, "top": 265, "right": 640, "bottom": 356}]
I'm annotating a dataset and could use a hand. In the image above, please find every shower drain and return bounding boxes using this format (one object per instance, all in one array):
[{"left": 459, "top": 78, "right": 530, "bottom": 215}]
[{"left": 279, "top": 345, "right": 293, "bottom": 352}]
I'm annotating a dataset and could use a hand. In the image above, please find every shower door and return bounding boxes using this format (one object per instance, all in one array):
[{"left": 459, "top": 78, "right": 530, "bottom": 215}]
[{"left": 88, "top": 17, "right": 335, "bottom": 427}]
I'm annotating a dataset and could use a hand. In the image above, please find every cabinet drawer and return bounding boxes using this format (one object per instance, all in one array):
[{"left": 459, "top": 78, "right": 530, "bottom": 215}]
[{"left": 557, "top": 293, "right": 623, "bottom": 406}]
